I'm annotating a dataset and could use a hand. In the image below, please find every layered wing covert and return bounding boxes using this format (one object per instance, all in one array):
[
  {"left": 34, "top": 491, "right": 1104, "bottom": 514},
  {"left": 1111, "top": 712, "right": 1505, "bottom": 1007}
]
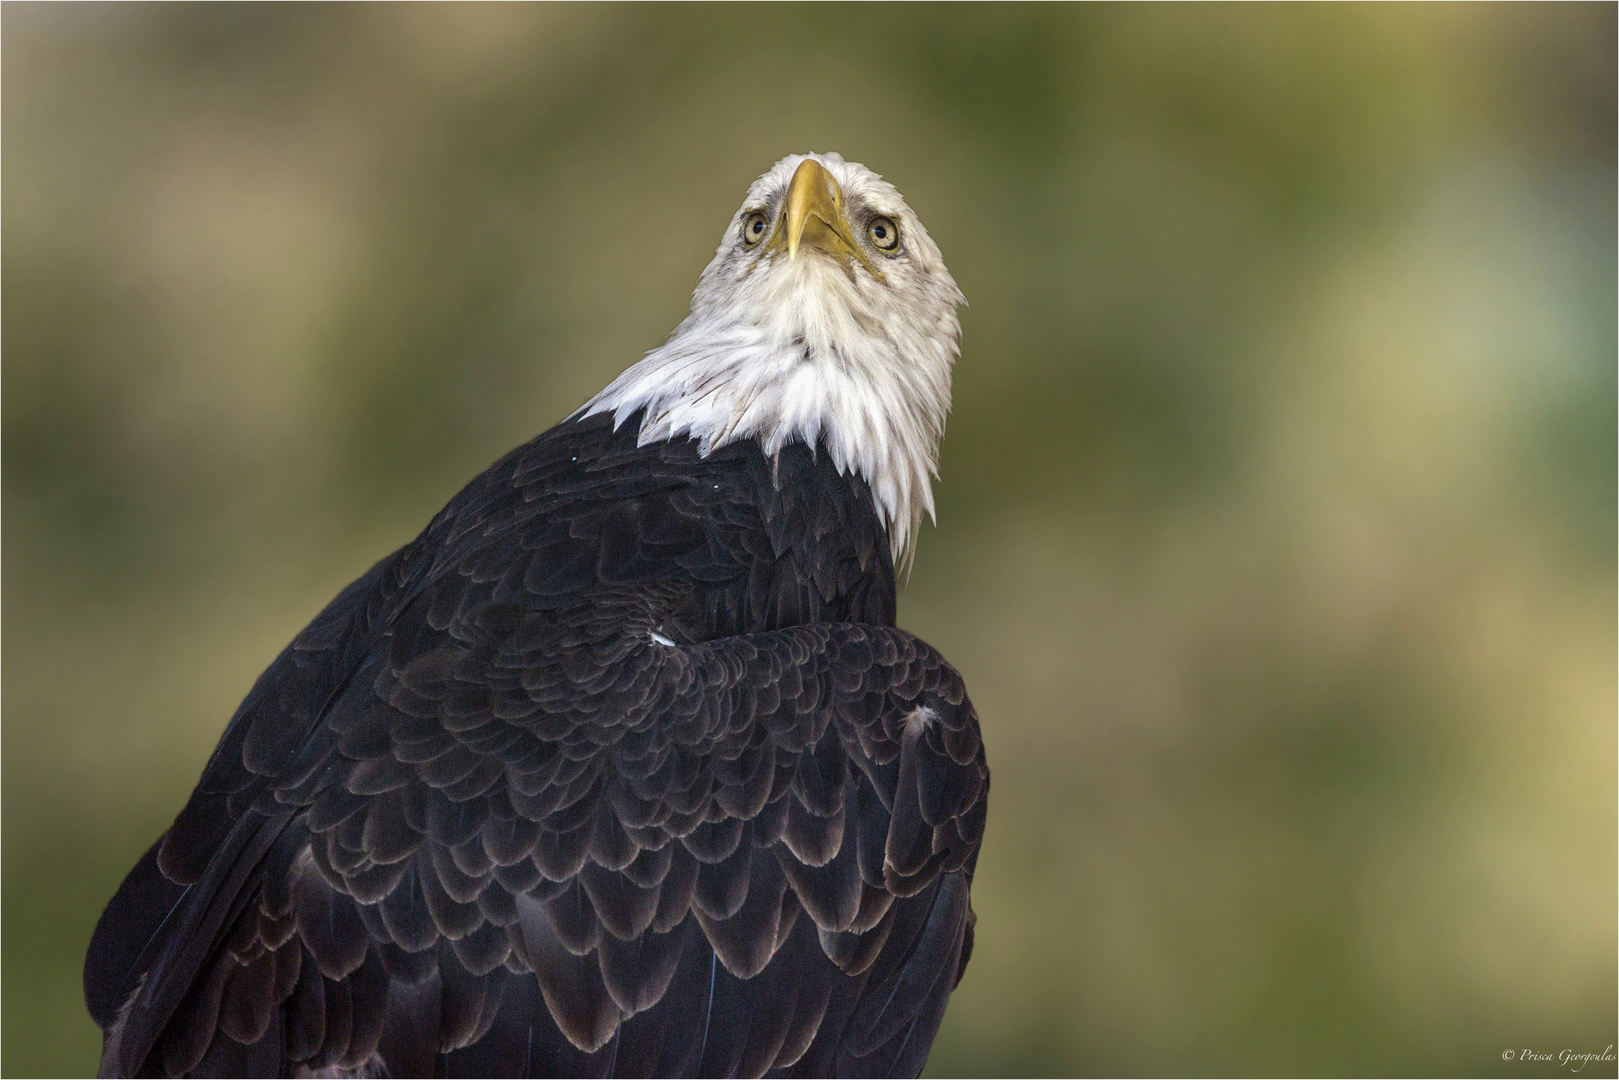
[{"left": 88, "top": 416, "right": 986, "bottom": 1079}]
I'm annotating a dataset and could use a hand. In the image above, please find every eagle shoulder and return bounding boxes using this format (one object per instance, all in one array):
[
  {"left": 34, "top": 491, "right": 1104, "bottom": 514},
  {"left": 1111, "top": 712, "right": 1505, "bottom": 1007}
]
[{"left": 87, "top": 416, "right": 984, "bottom": 1079}]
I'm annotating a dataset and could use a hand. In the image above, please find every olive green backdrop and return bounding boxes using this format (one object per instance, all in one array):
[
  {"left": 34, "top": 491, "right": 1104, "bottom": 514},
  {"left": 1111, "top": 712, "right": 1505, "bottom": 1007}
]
[{"left": 4, "top": 4, "right": 1614, "bottom": 1076}]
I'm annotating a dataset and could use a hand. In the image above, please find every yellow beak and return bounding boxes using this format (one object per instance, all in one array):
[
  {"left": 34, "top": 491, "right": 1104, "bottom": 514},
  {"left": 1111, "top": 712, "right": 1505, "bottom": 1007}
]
[{"left": 773, "top": 158, "right": 884, "bottom": 281}]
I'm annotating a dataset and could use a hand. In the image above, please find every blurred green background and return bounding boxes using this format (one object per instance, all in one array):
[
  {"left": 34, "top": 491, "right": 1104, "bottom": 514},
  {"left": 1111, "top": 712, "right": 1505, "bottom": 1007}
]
[{"left": 4, "top": 4, "right": 1614, "bottom": 1076}]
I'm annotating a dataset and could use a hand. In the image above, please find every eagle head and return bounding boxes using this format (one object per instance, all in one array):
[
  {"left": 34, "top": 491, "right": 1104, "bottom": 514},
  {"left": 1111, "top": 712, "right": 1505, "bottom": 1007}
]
[{"left": 585, "top": 153, "right": 965, "bottom": 571}]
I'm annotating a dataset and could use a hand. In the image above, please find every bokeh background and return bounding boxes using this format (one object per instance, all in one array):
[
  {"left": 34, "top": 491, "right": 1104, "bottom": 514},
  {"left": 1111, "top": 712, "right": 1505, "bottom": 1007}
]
[{"left": 4, "top": 4, "right": 1614, "bottom": 1076}]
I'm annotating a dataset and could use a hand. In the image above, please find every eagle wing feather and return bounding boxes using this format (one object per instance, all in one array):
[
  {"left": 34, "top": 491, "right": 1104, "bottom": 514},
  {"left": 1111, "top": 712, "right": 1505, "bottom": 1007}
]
[{"left": 87, "top": 416, "right": 986, "bottom": 1079}]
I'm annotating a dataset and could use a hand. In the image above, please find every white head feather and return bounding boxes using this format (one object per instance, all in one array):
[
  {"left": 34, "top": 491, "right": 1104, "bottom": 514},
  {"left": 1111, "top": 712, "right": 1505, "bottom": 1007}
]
[{"left": 582, "top": 152, "right": 965, "bottom": 573}]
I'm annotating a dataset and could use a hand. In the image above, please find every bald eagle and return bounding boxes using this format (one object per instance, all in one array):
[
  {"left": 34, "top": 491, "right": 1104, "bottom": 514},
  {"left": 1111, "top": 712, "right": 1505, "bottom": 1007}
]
[{"left": 85, "top": 154, "right": 988, "bottom": 1079}]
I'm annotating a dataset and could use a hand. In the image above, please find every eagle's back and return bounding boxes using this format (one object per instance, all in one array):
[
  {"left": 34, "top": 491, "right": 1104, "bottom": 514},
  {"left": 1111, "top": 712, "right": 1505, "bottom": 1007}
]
[{"left": 86, "top": 413, "right": 985, "bottom": 1078}]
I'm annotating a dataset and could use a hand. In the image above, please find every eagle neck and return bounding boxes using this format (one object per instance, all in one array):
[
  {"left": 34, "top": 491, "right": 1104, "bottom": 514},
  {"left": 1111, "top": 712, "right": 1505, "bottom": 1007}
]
[{"left": 581, "top": 311, "right": 954, "bottom": 574}]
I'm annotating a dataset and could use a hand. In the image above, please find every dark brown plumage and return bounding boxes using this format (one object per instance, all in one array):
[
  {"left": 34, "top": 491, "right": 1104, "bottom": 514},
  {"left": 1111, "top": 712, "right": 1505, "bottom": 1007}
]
[{"left": 86, "top": 411, "right": 987, "bottom": 1078}]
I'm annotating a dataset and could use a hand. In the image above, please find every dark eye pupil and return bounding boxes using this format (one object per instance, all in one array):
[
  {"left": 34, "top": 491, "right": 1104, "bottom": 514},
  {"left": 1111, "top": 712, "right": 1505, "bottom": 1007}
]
[{"left": 874, "top": 225, "right": 887, "bottom": 238}]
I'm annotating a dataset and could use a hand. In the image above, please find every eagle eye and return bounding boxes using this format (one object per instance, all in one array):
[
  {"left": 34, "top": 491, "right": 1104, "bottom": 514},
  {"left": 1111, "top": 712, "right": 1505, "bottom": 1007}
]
[
  {"left": 741, "top": 211, "right": 770, "bottom": 247},
  {"left": 867, "top": 216, "right": 900, "bottom": 252}
]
